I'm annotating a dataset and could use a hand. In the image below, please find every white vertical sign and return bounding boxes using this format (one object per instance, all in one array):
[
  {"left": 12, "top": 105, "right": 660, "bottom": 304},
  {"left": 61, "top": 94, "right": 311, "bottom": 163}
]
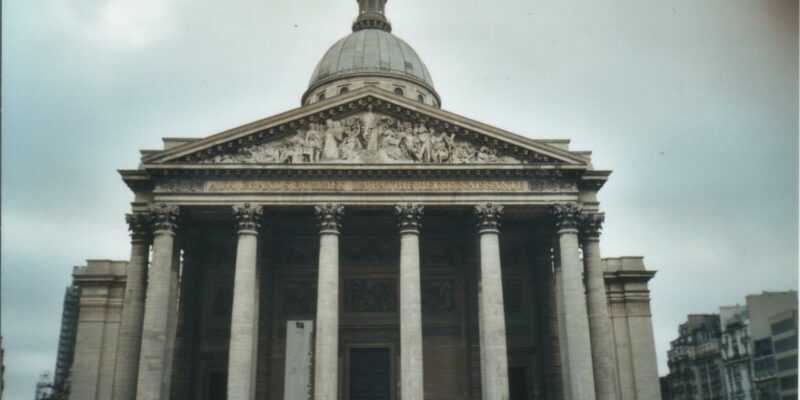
[{"left": 284, "top": 320, "right": 314, "bottom": 400}]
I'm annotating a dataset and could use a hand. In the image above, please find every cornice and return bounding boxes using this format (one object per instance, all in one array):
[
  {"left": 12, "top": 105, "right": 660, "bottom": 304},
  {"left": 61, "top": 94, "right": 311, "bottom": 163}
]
[
  {"left": 579, "top": 169, "right": 612, "bottom": 191},
  {"left": 142, "top": 165, "right": 584, "bottom": 180},
  {"left": 604, "top": 270, "right": 657, "bottom": 284}
]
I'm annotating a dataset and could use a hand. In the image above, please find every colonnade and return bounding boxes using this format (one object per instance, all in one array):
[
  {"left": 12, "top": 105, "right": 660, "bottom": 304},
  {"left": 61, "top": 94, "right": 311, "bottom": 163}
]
[{"left": 111, "top": 201, "right": 619, "bottom": 400}]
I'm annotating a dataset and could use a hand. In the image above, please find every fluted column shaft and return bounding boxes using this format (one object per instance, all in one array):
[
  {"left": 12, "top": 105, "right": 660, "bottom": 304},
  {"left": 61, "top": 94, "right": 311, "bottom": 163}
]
[
  {"left": 396, "top": 204, "right": 424, "bottom": 400},
  {"left": 475, "top": 204, "right": 510, "bottom": 400},
  {"left": 313, "top": 204, "right": 344, "bottom": 400},
  {"left": 553, "top": 203, "right": 596, "bottom": 400},
  {"left": 136, "top": 204, "right": 179, "bottom": 400},
  {"left": 112, "top": 214, "right": 151, "bottom": 400},
  {"left": 582, "top": 213, "right": 619, "bottom": 400},
  {"left": 227, "top": 204, "right": 263, "bottom": 400}
]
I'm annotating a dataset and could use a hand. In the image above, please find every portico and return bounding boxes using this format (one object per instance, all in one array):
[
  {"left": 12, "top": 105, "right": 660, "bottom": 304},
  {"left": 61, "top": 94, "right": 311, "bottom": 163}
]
[
  {"left": 119, "top": 196, "right": 611, "bottom": 400},
  {"left": 80, "top": 1, "right": 665, "bottom": 398}
]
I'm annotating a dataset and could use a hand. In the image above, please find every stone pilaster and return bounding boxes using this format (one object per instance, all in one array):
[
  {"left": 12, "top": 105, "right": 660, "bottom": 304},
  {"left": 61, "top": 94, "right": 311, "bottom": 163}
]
[
  {"left": 474, "top": 203, "right": 510, "bottom": 400},
  {"left": 136, "top": 203, "right": 179, "bottom": 400},
  {"left": 227, "top": 203, "right": 263, "bottom": 400},
  {"left": 396, "top": 204, "right": 424, "bottom": 400},
  {"left": 552, "top": 203, "right": 596, "bottom": 400},
  {"left": 580, "top": 213, "right": 619, "bottom": 400},
  {"left": 112, "top": 213, "right": 152, "bottom": 400},
  {"left": 71, "top": 261, "right": 128, "bottom": 400},
  {"left": 313, "top": 204, "right": 343, "bottom": 400}
]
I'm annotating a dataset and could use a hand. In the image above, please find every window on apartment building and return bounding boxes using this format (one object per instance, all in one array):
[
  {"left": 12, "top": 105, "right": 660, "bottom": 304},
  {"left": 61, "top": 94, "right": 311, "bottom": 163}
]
[
  {"left": 755, "top": 338, "right": 774, "bottom": 357},
  {"left": 780, "top": 375, "right": 798, "bottom": 390},
  {"left": 777, "top": 355, "right": 798, "bottom": 372},
  {"left": 771, "top": 318, "right": 796, "bottom": 336},
  {"left": 774, "top": 335, "right": 798, "bottom": 353}
]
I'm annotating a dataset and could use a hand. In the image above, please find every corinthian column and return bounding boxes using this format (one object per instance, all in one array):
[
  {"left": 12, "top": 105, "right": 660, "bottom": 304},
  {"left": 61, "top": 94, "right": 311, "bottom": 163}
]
[
  {"left": 136, "top": 204, "right": 179, "bottom": 400},
  {"left": 313, "top": 204, "right": 344, "bottom": 400},
  {"left": 227, "top": 203, "right": 263, "bottom": 400},
  {"left": 396, "top": 204, "right": 424, "bottom": 400},
  {"left": 581, "top": 213, "right": 619, "bottom": 400},
  {"left": 552, "top": 203, "right": 596, "bottom": 400},
  {"left": 113, "top": 213, "right": 152, "bottom": 400},
  {"left": 475, "top": 203, "right": 510, "bottom": 400}
]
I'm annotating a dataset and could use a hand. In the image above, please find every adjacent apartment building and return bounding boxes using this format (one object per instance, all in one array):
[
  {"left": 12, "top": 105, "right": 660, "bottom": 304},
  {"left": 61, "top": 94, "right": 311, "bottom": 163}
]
[{"left": 662, "top": 291, "right": 798, "bottom": 400}]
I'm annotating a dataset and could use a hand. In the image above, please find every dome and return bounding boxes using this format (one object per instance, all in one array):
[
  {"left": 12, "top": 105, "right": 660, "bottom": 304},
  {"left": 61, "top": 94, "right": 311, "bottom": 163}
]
[
  {"left": 308, "top": 29, "right": 435, "bottom": 90},
  {"left": 302, "top": 1, "right": 440, "bottom": 107}
]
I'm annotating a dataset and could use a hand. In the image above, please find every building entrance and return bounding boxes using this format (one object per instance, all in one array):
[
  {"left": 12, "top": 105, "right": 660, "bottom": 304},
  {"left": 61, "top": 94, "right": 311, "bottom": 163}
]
[{"left": 349, "top": 347, "right": 391, "bottom": 400}]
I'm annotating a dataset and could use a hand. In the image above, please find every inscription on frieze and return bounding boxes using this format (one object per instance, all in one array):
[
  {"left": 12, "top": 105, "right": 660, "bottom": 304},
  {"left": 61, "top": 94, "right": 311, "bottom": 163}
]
[
  {"left": 343, "top": 279, "right": 397, "bottom": 312},
  {"left": 153, "top": 178, "right": 579, "bottom": 194},
  {"left": 205, "top": 179, "right": 529, "bottom": 193}
]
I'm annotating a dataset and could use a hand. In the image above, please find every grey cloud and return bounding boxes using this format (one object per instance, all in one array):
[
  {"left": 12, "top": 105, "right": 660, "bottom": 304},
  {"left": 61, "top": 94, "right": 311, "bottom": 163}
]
[{"left": 4, "top": 0, "right": 797, "bottom": 398}]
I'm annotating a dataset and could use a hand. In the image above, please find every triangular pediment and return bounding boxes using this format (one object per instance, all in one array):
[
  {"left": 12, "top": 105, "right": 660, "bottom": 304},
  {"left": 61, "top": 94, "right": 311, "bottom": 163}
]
[{"left": 142, "top": 88, "right": 589, "bottom": 167}]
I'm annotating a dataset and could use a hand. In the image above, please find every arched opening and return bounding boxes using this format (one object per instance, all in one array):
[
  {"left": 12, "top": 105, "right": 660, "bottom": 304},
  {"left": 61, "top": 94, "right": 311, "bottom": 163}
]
[
  {"left": 339, "top": 87, "right": 350, "bottom": 95},
  {"left": 394, "top": 87, "right": 404, "bottom": 96}
]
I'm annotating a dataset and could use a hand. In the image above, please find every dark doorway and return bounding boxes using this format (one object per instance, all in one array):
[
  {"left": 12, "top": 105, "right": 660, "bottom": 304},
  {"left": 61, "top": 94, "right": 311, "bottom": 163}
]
[
  {"left": 509, "top": 366, "right": 529, "bottom": 400},
  {"left": 349, "top": 347, "right": 391, "bottom": 400},
  {"left": 207, "top": 371, "right": 227, "bottom": 400}
]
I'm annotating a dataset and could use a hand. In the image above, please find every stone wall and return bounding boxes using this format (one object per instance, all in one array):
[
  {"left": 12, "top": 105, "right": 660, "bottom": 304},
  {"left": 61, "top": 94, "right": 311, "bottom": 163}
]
[
  {"left": 70, "top": 260, "right": 127, "bottom": 400},
  {"left": 604, "top": 256, "right": 661, "bottom": 400}
]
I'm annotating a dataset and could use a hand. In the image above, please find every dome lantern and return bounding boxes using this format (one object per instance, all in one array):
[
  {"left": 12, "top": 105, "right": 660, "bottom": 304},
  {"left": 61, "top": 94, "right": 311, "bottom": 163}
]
[{"left": 353, "top": 0, "right": 391, "bottom": 32}]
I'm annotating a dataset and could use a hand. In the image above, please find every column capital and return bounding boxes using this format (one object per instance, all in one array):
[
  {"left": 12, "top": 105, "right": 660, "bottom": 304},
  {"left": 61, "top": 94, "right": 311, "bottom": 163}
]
[
  {"left": 315, "top": 203, "right": 344, "bottom": 234},
  {"left": 232, "top": 203, "right": 263, "bottom": 234},
  {"left": 475, "top": 203, "right": 503, "bottom": 233},
  {"left": 580, "top": 212, "right": 604, "bottom": 240},
  {"left": 126, "top": 213, "right": 152, "bottom": 243},
  {"left": 552, "top": 202, "right": 583, "bottom": 232},
  {"left": 395, "top": 203, "right": 424, "bottom": 234},
  {"left": 149, "top": 203, "right": 179, "bottom": 235}
]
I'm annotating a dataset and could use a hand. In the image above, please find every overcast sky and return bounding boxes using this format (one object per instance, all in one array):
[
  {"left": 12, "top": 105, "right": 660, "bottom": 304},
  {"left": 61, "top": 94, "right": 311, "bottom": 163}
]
[{"left": 3, "top": 0, "right": 798, "bottom": 398}]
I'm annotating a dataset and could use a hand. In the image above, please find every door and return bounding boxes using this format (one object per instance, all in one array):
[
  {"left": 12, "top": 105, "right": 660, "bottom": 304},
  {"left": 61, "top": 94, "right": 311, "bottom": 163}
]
[
  {"left": 349, "top": 347, "right": 391, "bottom": 400},
  {"left": 509, "top": 366, "right": 529, "bottom": 400}
]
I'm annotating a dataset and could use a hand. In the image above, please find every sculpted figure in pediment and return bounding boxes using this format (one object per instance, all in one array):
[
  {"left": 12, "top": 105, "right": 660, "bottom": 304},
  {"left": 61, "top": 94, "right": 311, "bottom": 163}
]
[{"left": 200, "top": 111, "right": 523, "bottom": 164}]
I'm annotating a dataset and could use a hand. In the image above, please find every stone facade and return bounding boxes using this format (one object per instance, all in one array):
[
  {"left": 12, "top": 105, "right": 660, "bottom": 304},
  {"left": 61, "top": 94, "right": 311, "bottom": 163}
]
[
  {"left": 69, "top": 260, "right": 127, "bottom": 400},
  {"left": 55, "top": 1, "right": 664, "bottom": 399}
]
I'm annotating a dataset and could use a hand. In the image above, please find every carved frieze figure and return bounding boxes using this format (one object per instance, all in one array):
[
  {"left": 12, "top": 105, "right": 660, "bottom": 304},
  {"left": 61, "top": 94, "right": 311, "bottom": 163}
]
[
  {"left": 200, "top": 111, "right": 522, "bottom": 165},
  {"left": 343, "top": 279, "right": 397, "bottom": 312},
  {"left": 422, "top": 280, "right": 455, "bottom": 313}
]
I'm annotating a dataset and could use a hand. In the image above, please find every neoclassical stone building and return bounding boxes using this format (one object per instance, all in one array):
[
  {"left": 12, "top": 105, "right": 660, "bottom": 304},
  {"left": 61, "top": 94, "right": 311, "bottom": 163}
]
[{"left": 65, "top": 1, "right": 661, "bottom": 399}]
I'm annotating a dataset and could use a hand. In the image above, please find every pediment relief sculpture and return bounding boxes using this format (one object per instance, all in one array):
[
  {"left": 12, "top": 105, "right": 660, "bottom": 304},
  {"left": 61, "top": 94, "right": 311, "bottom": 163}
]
[{"left": 199, "top": 108, "right": 522, "bottom": 165}]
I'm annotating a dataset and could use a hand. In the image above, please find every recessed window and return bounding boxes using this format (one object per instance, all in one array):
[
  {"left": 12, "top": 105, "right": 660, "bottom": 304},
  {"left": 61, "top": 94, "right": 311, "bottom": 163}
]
[
  {"left": 418, "top": 95, "right": 425, "bottom": 102},
  {"left": 339, "top": 87, "right": 349, "bottom": 95},
  {"left": 394, "top": 88, "right": 404, "bottom": 96},
  {"left": 317, "top": 93, "right": 326, "bottom": 101}
]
